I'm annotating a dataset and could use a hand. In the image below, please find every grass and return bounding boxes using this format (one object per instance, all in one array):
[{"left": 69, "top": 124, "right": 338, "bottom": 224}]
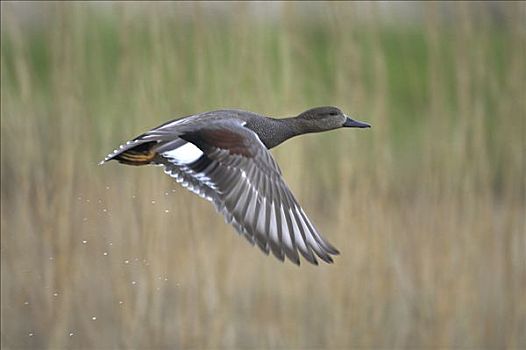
[{"left": 1, "top": 2, "right": 525, "bottom": 349}]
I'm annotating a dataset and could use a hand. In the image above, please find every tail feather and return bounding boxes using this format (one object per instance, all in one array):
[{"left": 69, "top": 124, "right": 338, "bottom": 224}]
[{"left": 100, "top": 140, "right": 158, "bottom": 166}]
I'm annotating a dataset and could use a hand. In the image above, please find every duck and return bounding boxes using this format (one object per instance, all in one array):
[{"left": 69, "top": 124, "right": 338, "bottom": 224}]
[{"left": 101, "top": 106, "right": 370, "bottom": 266}]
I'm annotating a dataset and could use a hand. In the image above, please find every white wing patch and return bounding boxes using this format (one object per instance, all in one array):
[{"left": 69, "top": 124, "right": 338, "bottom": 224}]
[{"left": 162, "top": 142, "right": 203, "bottom": 164}]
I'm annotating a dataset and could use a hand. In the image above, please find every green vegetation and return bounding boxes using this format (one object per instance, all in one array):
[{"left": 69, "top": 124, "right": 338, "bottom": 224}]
[{"left": 1, "top": 2, "right": 524, "bottom": 349}]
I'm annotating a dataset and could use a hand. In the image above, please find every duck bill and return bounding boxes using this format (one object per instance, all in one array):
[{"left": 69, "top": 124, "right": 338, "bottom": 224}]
[{"left": 343, "top": 115, "right": 371, "bottom": 128}]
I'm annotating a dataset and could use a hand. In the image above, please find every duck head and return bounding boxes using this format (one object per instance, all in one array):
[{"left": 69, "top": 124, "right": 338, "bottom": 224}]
[{"left": 296, "top": 106, "right": 371, "bottom": 132}]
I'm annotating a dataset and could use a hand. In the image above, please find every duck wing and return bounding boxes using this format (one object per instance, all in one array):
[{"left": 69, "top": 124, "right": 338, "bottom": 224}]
[{"left": 177, "top": 121, "right": 340, "bottom": 265}]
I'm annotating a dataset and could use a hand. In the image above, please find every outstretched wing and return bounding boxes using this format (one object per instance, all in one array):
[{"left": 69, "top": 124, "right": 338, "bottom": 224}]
[{"left": 103, "top": 119, "right": 339, "bottom": 265}]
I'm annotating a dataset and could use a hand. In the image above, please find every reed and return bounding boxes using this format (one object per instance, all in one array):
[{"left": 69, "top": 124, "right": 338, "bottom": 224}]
[{"left": 1, "top": 2, "right": 524, "bottom": 349}]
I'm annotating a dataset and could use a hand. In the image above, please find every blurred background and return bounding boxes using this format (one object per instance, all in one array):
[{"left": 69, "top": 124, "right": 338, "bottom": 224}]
[{"left": 1, "top": 1, "right": 525, "bottom": 349}]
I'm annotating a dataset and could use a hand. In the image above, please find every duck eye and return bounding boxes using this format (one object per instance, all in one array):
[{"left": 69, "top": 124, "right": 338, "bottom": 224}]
[{"left": 329, "top": 112, "right": 337, "bottom": 116}]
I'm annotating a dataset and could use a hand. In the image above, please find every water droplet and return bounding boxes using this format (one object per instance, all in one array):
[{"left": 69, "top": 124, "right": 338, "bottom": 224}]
[
  {"left": 69, "top": 332, "right": 74, "bottom": 337},
  {"left": 164, "top": 209, "right": 170, "bottom": 213},
  {"left": 131, "top": 281, "right": 136, "bottom": 285},
  {"left": 77, "top": 196, "right": 82, "bottom": 201},
  {"left": 164, "top": 192, "right": 169, "bottom": 196},
  {"left": 86, "top": 199, "right": 90, "bottom": 203},
  {"left": 124, "top": 260, "right": 129, "bottom": 264},
  {"left": 24, "top": 301, "right": 29, "bottom": 305},
  {"left": 28, "top": 332, "right": 33, "bottom": 337},
  {"left": 103, "top": 252, "right": 108, "bottom": 256},
  {"left": 48, "top": 256, "right": 54, "bottom": 261},
  {"left": 102, "top": 208, "right": 107, "bottom": 213},
  {"left": 118, "top": 300, "right": 124, "bottom": 305},
  {"left": 164, "top": 278, "right": 168, "bottom": 282},
  {"left": 106, "top": 186, "right": 110, "bottom": 190},
  {"left": 98, "top": 199, "right": 102, "bottom": 204},
  {"left": 171, "top": 189, "right": 176, "bottom": 193},
  {"left": 83, "top": 217, "right": 88, "bottom": 222},
  {"left": 131, "top": 195, "right": 136, "bottom": 199},
  {"left": 91, "top": 316, "right": 97, "bottom": 320},
  {"left": 151, "top": 200, "right": 156, "bottom": 205},
  {"left": 53, "top": 292, "right": 59, "bottom": 297},
  {"left": 82, "top": 240, "right": 87, "bottom": 244},
  {"left": 108, "top": 242, "right": 113, "bottom": 246}
]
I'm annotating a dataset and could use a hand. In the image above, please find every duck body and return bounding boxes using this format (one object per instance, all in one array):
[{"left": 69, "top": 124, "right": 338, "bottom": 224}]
[{"left": 101, "top": 106, "right": 370, "bottom": 265}]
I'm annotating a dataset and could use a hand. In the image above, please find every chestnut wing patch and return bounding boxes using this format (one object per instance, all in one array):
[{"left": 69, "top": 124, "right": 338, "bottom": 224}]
[{"left": 181, "top": 127, "right": 254, "bottom": 158}]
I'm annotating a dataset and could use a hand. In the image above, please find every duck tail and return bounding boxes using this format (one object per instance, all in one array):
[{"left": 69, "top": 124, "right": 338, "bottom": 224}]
[{"left": 100, "top": 139, "right": 158, "bottom": 166}]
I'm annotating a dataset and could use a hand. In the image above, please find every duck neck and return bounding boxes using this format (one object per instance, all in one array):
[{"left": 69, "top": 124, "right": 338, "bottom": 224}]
[{"left": 261, "top": 117, "right": 304, "bottom": 149}]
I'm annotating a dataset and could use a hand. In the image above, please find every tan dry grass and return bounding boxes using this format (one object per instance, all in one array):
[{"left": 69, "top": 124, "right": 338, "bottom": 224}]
[{"left": 1, "top": 2, "right": 525, "bottom": 349}]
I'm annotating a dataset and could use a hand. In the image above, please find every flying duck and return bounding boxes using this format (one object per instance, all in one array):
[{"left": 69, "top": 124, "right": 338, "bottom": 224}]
[{"left": 101, "top": 106, "right": 370, "bottom": 265}]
